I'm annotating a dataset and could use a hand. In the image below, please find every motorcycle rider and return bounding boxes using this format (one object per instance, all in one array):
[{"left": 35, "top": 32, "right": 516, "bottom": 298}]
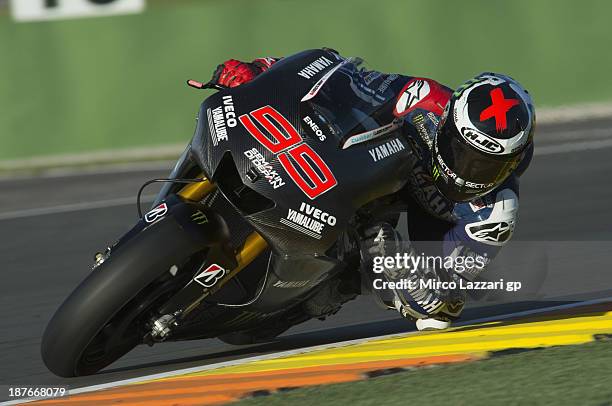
[{"left": 208, "top": 48, "right": 535, "bottom": 330}]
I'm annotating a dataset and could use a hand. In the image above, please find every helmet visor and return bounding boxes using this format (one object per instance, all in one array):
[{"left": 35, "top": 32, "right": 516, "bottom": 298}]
[{"left": 433, "top": 123, "right": 521, "bottom": 200}]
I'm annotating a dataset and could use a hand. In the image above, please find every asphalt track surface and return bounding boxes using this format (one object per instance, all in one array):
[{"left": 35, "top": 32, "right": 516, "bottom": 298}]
[{"left": 1, "top": 119, "right": 612, "bottom": 398}]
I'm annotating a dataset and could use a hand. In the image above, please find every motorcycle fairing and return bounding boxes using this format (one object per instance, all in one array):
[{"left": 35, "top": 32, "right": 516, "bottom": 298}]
[{"left": 191, "top": 49, "right": 415, "bottom": 256}]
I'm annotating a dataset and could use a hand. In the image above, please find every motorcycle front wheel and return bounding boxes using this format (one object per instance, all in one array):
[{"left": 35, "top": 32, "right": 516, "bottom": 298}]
[{"left": 41, "top": 219, "right": 205, "bottom": 377}]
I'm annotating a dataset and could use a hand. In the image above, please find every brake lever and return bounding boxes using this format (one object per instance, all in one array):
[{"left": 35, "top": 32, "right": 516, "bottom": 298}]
[{"left": 186, "top": 79, "right": 226, "bottom": 91}]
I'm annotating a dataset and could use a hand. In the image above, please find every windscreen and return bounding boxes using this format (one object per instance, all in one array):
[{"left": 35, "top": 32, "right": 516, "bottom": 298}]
[{"left": 299, "top": 58, "right": 396, "bottom": 145}]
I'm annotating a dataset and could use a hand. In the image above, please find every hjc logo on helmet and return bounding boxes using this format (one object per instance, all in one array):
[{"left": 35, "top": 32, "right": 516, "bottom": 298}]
[{"left": 461, "top": 129, "right": 504, "bottom": 154}]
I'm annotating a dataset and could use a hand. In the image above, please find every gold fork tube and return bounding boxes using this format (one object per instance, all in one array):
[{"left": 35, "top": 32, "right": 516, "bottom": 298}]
[
  {"left": 233, "top": 232, "right": 268, "bottom": 273},
  {"left": 182, "top": 232, "right": 268, "bottom": 315},
  {"left": 177, "top": 177, "right": 216, "bottom": 201}
]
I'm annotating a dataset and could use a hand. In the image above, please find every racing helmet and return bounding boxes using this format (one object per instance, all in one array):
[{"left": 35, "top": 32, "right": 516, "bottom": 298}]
[{"left": 432, "top": 72, "right": 535, "bottom": 202}]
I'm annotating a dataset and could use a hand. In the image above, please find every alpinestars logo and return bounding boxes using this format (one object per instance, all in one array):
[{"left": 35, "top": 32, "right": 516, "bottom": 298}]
[
  {"left": 395, "top": 79, "right": 431, "bottom": 115},
  {"left": 193, "top": 263, "right": 226, "bottom": 288},
  {"left": 466, "top": 221, "right": 511, "bottom": 244},
  {"left": 297, "top": 56, "right": 334, "bottom": 79}
]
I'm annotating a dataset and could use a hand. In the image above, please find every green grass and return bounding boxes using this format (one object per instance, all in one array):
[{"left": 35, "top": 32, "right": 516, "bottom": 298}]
[
  {"left": 234, "top": 339, "right": 612, "bottom": 406},
  {"left": 2, "top": 0, "right": 612, "bottom": 159}
]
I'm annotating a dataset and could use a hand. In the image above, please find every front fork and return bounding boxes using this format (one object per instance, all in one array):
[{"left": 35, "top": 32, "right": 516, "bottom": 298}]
[
  {"left": 177, "top": 176, "right": 269, "bottom": 280},
  {"left": 147, "top": 177, "right": 268, "bottom": 342}
]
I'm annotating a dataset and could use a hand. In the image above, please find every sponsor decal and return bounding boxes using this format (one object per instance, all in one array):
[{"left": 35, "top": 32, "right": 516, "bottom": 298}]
[
  {"left": 191, "top": 210, "right": 208, "bottom": 225},
  {"left": 280, "top": 202, "right": 337, "bottom": 239},
  {"left": 479, "top": 88, "right": 519, "bottom": 132},
  {"left": 405, "top": 156, "right": 453, "bottom": 221},
  {"left": 427, "top": 111, "right": 440, "bottom": 126},
  {"left": 466, "top": 221, "right": 512, "bottom": 244},
  {"left": 144, "top": 202, "right": 168, "bottom": 223},
  {"left": 297, "top": 56, "right": 334, "bottom": 79},
  {"left": 376, "top": 73, "right": 399, "bottom": 94},
  {"left": 363, "top": 71, "right": 382, "bottom": 85},
  {"left": 395, "top": 79, "right": 431, "bottom": 115},
  {"left": 436, "top": 153, "right": 494, "bottom": 190},
  {"left": 453, "top": 77, "right": 486, "bottom": 98},
  {"left": 437, "top": 153, "right": 494, "bottom": 189},
  {"left": 368, "top": 138, "right": 406, "bottom": 162},
  {"left": 207, "top": 95, "right": 237, "bottom": 146},
  {"left": 193, "top": 263, "right": 227, "bottom": 288},
  {"left": 432, "top": 164, "right": 441, "bottom": 181},
  {"left": 461, "top": 128, "right": 504, "bottom": 154},
  {"left": 413, "top": 114, "right": 432, "bottom": 147},
  {"left": 273, "top": 280, "right": 312, "bottom": 288},
  {"left": 464, "top": 188, "right": 518, "bottom": 245},
  {"left": 342, "top": 120, "right": 402, "bottom": 149},
  {"left": 240, "top": 105, "right": 337, "bottom": 199},
  {"left": 221, "top": 95, "right": 238, "bottom": 126},
  {"left": 465, "top": 180, "right": 495, "bottom": 189},
  {"left": 436, "top": 153, "right": 457, "bottom": 180},
  {"left": 244, "top": 148, "right": 285, "bottom": 189},
  {"left": 302, "top": 116, "right": 327, "bottom": 141}
]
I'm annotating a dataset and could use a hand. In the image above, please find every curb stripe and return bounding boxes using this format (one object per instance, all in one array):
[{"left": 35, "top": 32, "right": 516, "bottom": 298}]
[{"left": 30, "top": 355, "right": 478, "bottom": 405}]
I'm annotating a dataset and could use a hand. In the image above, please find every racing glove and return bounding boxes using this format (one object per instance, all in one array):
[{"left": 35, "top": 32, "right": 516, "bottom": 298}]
[{"left": 210, "top": 58, "right": 277, "bottom": 88}]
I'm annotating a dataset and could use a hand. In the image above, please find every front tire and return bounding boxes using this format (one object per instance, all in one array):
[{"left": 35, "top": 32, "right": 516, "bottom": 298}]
[{"left": 41, "top": 218, "right": 205, "bottom": 377}]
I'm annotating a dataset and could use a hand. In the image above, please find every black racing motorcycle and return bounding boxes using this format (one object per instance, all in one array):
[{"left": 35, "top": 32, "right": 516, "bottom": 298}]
[{"left": 41, "top": 49, "right": 415, "bottom": 377}]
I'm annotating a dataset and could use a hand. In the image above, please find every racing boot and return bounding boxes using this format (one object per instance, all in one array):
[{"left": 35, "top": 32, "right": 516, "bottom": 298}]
[{"left": 361, "top": 222, "right": 465, "bottom": 331}]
